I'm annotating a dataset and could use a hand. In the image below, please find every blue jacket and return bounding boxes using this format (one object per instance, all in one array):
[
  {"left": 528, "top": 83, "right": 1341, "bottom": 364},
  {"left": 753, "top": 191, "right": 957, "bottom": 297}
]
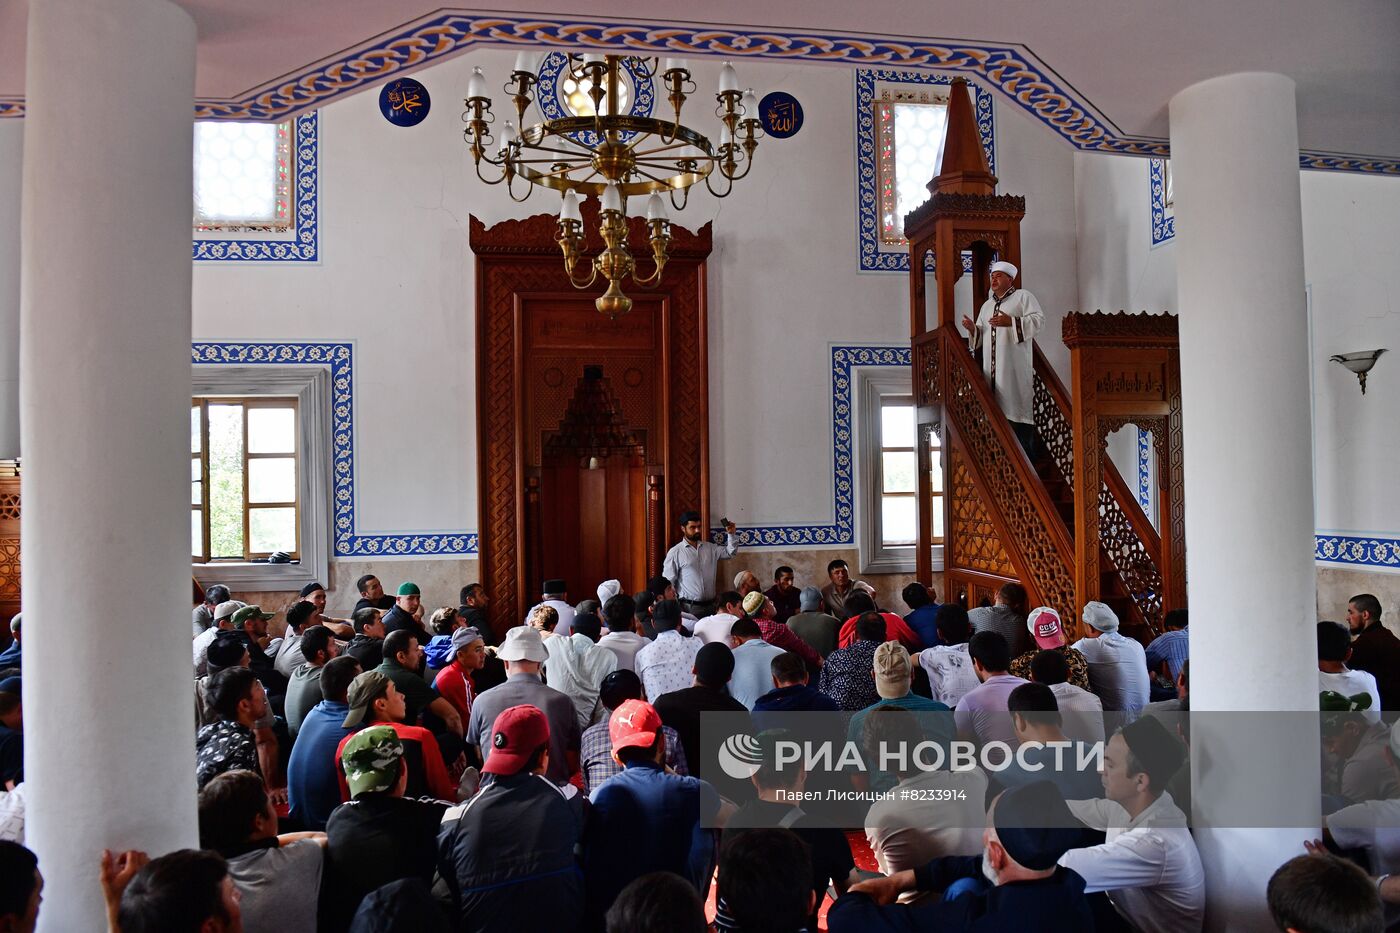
[{"left": 287, "top": 700, "right": 354, "bottom": 830}]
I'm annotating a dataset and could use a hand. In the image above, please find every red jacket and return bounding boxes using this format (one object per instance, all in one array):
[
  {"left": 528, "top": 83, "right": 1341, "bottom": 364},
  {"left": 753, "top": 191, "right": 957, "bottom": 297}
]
[{"left": 837, "top": 612, "right": 923, "bottom": 652}]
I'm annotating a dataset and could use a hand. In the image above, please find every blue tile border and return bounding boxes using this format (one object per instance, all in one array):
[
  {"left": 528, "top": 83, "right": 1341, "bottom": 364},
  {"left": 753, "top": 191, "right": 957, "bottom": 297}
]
[
  {"left": 854, "top": 69, "right": 995, "bottom": 273},
  {"left": 193, "top": 112, "right": 319, "bottom": 263},
  {"left": 718, "top": 345, "right": 910, "bottom": 547},
  {"left": 1316, "top": 534, "right": 1400, "bottom": 571},
  {"left": 191, "top": 341, "right": 477, "bottom": 556},
  {"left": 1149, "top": 158, "right": 1174, "bottom": 247},
  {"left": 1137, "top": 429, "right": 1152, "bottom": 511}
]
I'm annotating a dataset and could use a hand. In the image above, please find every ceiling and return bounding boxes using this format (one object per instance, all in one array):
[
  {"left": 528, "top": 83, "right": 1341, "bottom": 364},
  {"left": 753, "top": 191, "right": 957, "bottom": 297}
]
[{"left": 2, "top": 1, "right": 1397, "bottom": 164}]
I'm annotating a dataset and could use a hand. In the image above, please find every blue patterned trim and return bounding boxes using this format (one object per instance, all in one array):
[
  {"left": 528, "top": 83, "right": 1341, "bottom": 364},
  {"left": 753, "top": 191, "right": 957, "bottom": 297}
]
[
  {"left": 1149, "top": 158, "right": 1174, "bottom": 247},
  {"left": 2, "top": 15, "right": 1397, "bottom": 176},
  {"left": 1136, "top": 429, "right": 1151, "bottom": 511},
  {"left": 855, "top": 69, "right": 995, "bottom": 273},
  {"left": 0, "top": 98, "right": 22, "bottom": 119},
  {"left": 717, "top": 345, "right": 910, "bottom": 547},
  {"left": 1316, "top": 534, "right": 1400, "bottom": 571},
  {"left": 191, "top": 341, "right": 477, "bottom": 556},
  {"left": 193, "top": 112, "right": 319, "bottom": 263}
]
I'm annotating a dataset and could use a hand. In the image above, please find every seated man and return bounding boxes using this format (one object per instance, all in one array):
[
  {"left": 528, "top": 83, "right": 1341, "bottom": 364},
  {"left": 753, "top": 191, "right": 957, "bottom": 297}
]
[
  {"left": 693, "top": 590, "right": 744, "bottom": 645},
  {"left": 285, "top": 624, "right": 339, "bottom": 737},
  {"left": 745, "top": 592, "right": 824, "bottom": 676},
  {"left": 432, "top": 626, "right": 486, "bottom": 724},
  {"left": 194, "top": 585, "right": 232, "bottom": 635},
  {"left": 727, "top": 616, "right": 786, "bottom": 710},
  {"left": 721, "top": 730, "right": 858, "bottom": 930},
  {"left": 764, "top": 566, "right": 802, "bottom": 625},
  {"left": 955, "top": 631, "right": 1029, "bottom": 749},
  {"left": 819, "top": 613, "right": 886, "bottom": 712},
  {"left": 544, "top": 610, "right": 618, "bottom": 732},
  {"left": 345, "top": 606, "right": 387, "bottom": 671},
  {"left": 1057, "top": 716, "right": 1204, "bottom": 933},
  {"left": 197, "top": 769, "right": 326, "bottom": 932},
  {"left": 196, "top": 634, "right": 279, "bottom": 787},
  {"left": 194, "top": 600, "right": 243, "bottom": 676},
  {"left": 753, "top": 651, "right": 840, "bottom": 718},
  {"left": 787, "top": 586, "right": 840, "bottom": 659},
  {"left": 375, "top": 630, "right": 463, "bottom": 738},
  {"left": 653, "top": 642, "right": 748, "bottom": 781},
  {"left": 116, "top": 849, "right": 242, "bottom": 933},
  {"left": 196, "top": 667, "right": 267, "bottom": 789},
  {"left": 325, "top": 727, "right": 450, "bottom": 921},
  {"left": 1000, "top": 683, "right": 1102, "bottom": 799},
  {"left": 287, "top": 655, "right": 361, "bottom": 831},
  {"left": 968, "top": 582, "right": 1033, "bottom": 658},
  {"left": 581, "top": 670, "right": 688, "bottom": 795},
  {"left": 635, "top": 599, "right": 704, "bottom": 701},
  {"left": 1029, "top": 649, "right": 1106, "bottom": 748},
  {"left": 336, "top": 671, "right": 458, "bottom": 803},
  {"left": 1321, "top": 693, "right": 1399, "bottom": 805},
  {"left": 1144, "top": 609, "right": 1189, "bottom": 687},
  {"left": 715, "top": 829, "right": 819, "bottom": 933},
  {"left": 422, "top": 606, "right": 464, "bottom": 672},
  {"left": 916, "top": 604, "right": 983, "bottom": 708},
  {"left": 901, "top": 582, "right": 941, "bottom": 651},
  {"left": 381, "top": 582, "right": 430, "bottom": 643},
  {"left": 1318, "top": 620, "right": 1382, "bottom": 723},
  {"left": 353, "top": 573, "right": 395, "bottom": 612},
  {"left": 0, "top": 840, "right": 40, "bottom": 931},
  {"left": 863, "top": 707, "right": 987, "bottom": 890},
  {"left": 0, "top": 677, "right": 23, "bottom": 788},
  {"left": 1071, "top": 602, "right": 1149, "bottom": 714},
  {"left": 230, "top": 604, "right": 287, "bottom": 699},
  {"left": 1268, "top": 852, "right": 1383, "bottom": 933},
  {"left": 832, "top": 781, "right": 1097, "bottom": 931},
  {"left": 835, "top": 591, "right": 921, "bottom": 654},
  {"left": 848, "top": 643, "right": 953, "bottom": 793},
  {"left": 1008, "top": 607, "right": 1091, "bottom": 692},
  {"left": 273, "top": 600, "right": 320, "bottom": 679},
  {"left": 582, "top": 700, "right": 731, "bottom": 928},
  {"left": 597, "top": 594, "right": 649, "bottom": 673},
  {"left": 438, "top": 705, "right": 585, "bottom": 931}
]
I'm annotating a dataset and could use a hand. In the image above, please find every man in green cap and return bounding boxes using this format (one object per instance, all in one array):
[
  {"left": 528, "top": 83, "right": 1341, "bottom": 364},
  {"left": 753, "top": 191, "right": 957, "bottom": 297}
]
[
  {"left": 325, "top": 725, "right": 450, "bottom": 918},
  {"left": 334, "top": 671, "right": 458, "bottom": 802},
  {"left": 230, "top": 604, "right": 287, "bottom": 697},
  {"left": 382, "top": 582, "right": 429, "bottom": 644}
]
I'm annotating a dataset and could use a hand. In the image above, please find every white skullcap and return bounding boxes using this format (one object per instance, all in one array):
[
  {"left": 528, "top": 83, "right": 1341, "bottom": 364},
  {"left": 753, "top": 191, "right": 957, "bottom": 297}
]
[
  {"left": 990, "top": 260, "right": 1018, "bottom": 279},
  {"left": 1082, "top": 601, "right": 1119, "bottom": 633},
  {"left": 597, "top": 579, "right": 622, "bottom": 605}
]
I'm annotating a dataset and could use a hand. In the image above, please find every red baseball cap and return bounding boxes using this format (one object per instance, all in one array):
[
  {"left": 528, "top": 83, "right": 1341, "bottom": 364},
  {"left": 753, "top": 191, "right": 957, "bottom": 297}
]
[
  {"left": 482, "top": 704, "right": 551, "bottom": 776},
  {"left": 609, "top": 699, "right": 662, "bottom": 755},
  {"left": 1027, "top": 606, "right": 1065, "bottom": 650}
]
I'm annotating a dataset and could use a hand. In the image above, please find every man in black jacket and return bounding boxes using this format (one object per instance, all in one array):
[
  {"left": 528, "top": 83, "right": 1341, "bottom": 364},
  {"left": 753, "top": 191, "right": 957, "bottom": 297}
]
[
  {"left": 1347, "top": 593, "right": 1400, "bottom": 710},
  {"left": 438, "top": 704, "right": 585, "bottom": 932}
]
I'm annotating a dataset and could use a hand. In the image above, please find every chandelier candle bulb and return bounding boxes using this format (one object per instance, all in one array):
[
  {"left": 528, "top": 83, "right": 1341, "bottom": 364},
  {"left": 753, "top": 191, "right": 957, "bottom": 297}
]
[
  {"left": 601, "top": 182, "right": 622, "bottom": 213},
  {"left": 467, "top": 66, "right": 487, "bottom": 101},
  {"left": 645, "top": 192, "right": 667, "bottom": 221},
  {"left": 741, "top": 88, "right": 759, "bottom": 118},
  {"left": 582, "top": 53, "right": 605, "bottom": 65},
  {"left": 718, "top": 61, "right": 739, "bottom": 94},
  {"left": 512, "top": 52, "right": 540, "bottom": 76},
  {"left": 560, "top": 189, "right": 582, "bottom": 223},
  {"left": 663, "top": 58, "right": 687, "bottom": 76}
]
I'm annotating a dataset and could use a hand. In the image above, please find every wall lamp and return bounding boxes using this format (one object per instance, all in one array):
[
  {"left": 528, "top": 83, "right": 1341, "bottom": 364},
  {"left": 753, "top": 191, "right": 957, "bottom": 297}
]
[{"left": 1329, "top": 350, "right": 1387, "bottom": 395}]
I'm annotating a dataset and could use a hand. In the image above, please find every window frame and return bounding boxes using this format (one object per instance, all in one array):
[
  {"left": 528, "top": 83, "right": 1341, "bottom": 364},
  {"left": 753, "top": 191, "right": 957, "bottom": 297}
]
[
  {"left": 874, "top": 94, "right": 951, "bottom": 246},
  {"left": 855, "top": 368, "right": 945, "bottom": 574},
  {"left": 192, "top": 118, "right": 295, "bottom": 233},
  {"left": 190, "top": 365, "right": 331, "bottom": 589}
]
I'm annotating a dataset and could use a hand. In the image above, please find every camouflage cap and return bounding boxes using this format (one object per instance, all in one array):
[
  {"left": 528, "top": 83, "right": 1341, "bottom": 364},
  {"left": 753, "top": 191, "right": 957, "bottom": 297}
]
[
  {"left": 231, "top": 604, "right": 274, "bottom": 629},
  {"left": 341, "top": 725, "right": 404, "bottom": 798}
]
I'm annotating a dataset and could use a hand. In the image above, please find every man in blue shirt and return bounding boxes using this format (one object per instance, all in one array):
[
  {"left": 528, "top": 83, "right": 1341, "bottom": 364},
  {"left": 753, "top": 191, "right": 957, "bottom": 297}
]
[
  {"left": 0, "top": 614, "right": 20, "bottom": 670},
  {"left": 1144, "top": 608, "right": 1189, "bottom": 689},
  {"left": 902, "top": 583, "right": 941, "bottom": 651},
  {"left": 754, "top": 652, "right": 840, "bottom": 723},
  {"left": 287, "top": 655, "right": 361, "bottom": 830},
  {"left": 582, "top": 699, "right": 733, "bottom": 930},
  {"left": 998, "top": 683, "right": 1102, "bottom": 800}
]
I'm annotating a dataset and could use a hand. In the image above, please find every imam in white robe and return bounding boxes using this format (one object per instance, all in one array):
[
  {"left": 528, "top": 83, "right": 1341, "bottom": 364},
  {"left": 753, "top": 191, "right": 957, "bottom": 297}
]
[{"left": 968, "top": 287, "right": 1044, "bottom": 425}]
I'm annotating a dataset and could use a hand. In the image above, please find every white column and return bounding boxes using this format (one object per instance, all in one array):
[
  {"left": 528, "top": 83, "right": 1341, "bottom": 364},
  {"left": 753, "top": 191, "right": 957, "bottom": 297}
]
[
  {"left": 20, "top": 0, "right": 197, "bottom": 928},
  {"left": 1169, "top": 73, "right": 1319, "bottom": 931},
  {"left": 0, "top": 120, "right": 21, "bottom": 457}
]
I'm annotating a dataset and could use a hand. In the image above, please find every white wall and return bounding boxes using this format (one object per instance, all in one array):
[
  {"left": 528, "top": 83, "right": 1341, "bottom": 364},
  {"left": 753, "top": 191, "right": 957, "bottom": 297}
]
[
  {"left": 190, "top": 52, "right": 1081, "bottom": 573},
  {"left": 1073, "top": 150, "right": 1400, "bottom": 593},
  {"left": 0, "top": 120, "right": 21, "bottom": 458}
]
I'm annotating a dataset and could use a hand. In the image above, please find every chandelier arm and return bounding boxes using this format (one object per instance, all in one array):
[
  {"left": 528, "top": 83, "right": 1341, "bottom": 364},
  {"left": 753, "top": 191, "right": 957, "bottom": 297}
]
[
  {"left": 505, "top": 173, "right": 533, "bottom": 203},
  {"left": 626, "top": 165, "right": 678, "bottom": 187},
  {"left": 720, "top": 157, "right": 755, "bottom": 183},
  {"left": 627, "top": 139, "right": 706, "bottom": 158},
  {"left": 669, "top": 187, "right": 689, "bottom": 211},
  {"left": 704, "top": 171, "right": 736, "bottom": 198},
  {"left": 565, "top": 264, "right": 600, "bottom": 290},
  {"left": 516, "top": 143, "right": 595, "bottom": 159},
  {"left": 473, "top": 160, "right": 511, "bottom": 186}
]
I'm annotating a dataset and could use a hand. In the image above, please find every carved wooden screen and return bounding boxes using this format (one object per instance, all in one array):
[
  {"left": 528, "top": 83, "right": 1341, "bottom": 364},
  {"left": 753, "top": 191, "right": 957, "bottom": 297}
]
[
  {"left": 0, "top": 461, "right": 16, "bottom": 637},
  {"left": 471, "top": 211, "right": 712, "bottom": 637}
]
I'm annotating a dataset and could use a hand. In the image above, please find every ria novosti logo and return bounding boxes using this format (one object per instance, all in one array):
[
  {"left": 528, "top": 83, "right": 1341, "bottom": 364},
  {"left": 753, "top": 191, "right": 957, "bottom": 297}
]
[{"left": 717, "top": 733, "right": 764, "bottom": 780}]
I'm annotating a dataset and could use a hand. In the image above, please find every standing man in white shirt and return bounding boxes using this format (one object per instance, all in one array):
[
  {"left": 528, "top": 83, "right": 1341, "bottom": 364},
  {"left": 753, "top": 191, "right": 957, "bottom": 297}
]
[
  {"left": 961, "top": 260, "right": 1045, "bottom": 456},
  {"left": 1058, "top": 715, "right": 1204, "bottom": 933},
  {"left": 526, "top": 579, "right": 576, "bottom": 637},
  {"left": 662, "top": 509, "right": 738, "bottom": 619},
  {"left": 1072, "top": 601, "right": 1150, "bottom": 714}
]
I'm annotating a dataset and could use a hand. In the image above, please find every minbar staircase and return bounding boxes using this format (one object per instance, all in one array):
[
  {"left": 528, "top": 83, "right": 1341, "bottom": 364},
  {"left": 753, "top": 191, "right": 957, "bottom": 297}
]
[{"left": 906, "top": 78, "right": 1185, "bottom": 642}]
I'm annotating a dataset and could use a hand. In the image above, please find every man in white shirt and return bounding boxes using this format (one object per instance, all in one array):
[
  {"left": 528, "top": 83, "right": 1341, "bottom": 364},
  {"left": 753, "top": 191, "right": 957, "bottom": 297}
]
[
  {"left": 961, "top": 260, "right": 1044, "bottom": 455},
  {"left": 661, "top": 510, "right": 738, "bottom": 618},
  {"left": 597, "top": 594, "right": 648, "bottom": 672},
  {"left": 1058, "top": 715, "right": 1204, "bottom": 933},
  {"left": 1072, "top": 601, "right": 1149, "bottom": 714},
  {"left": 194, "top": 599, "right": 246, "bottom": 676},
  {"left": 543, "top": 611, "right": 618, "bottom": 732},
  {"left": 1318, "top": 620, "right": 1382, "bottom": 724},
  {"left": 526, "top": 579, "right": 576, "bottom": 637},
  {"left": 1030, "top": 649, "right": 1106, "bottom": 747},
  {"left": 914, "top": 605, "right": 981, "bottom": 708},
  {"left": 1324, "top": 720, "right": 1400, "bottom": 927},
  {"left": 693, "top": 591, "right": 744, "bottom": 645},
  {"left": 634, "top": 600, "right": 702, "bottom": 701},
  {"left": 727, "top": 616, "right": 785, "bottom": 709}
]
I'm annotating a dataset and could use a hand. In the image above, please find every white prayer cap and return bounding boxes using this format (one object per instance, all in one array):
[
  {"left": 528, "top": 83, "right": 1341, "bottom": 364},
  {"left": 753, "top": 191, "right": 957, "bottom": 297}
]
[
  {"left": 989, "top": 260, "right": 1018, "bottom": 279},
  {"left": 1082, "top": 601, "right": 1120, "bottom": 633},
  {"left": 597, "top": 579, "right": 622, "bottom": 605}
]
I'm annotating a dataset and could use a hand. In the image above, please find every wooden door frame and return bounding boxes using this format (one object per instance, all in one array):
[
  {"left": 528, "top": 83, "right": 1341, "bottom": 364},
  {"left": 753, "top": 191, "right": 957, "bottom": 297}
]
[{"left": 471, "top": 209, "right": 713, "bottom": 636}]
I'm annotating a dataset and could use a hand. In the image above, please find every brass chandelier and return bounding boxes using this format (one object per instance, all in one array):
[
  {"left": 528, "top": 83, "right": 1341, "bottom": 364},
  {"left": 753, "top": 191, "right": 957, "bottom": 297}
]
[{"left": 463, "top": 52, "right": 763, "bottom": 316}]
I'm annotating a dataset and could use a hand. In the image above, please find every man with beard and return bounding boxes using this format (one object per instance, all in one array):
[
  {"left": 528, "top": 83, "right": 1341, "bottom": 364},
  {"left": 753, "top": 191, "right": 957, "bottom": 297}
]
[{"left": 662, "top": 509, "right": 739, "bottom": 619}]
